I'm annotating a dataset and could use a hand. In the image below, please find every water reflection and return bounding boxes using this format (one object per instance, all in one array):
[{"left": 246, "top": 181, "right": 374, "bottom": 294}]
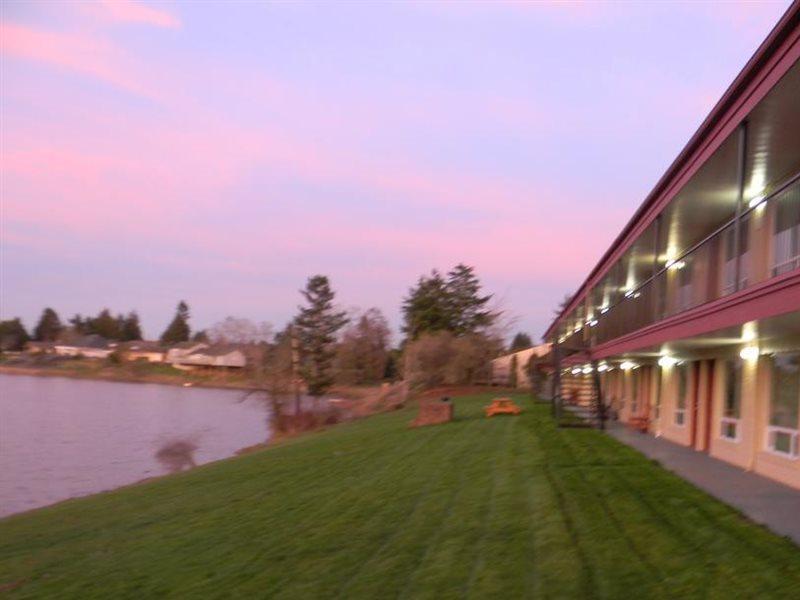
[
  {"left": 0, "top": 374, "right": 270, "bottom": 517},
  {"left": 155, "top": 438, "right": 199, "bottom": 473}
]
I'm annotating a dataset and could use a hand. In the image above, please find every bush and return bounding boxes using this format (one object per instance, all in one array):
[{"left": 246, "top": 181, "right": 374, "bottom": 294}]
[{"left": 402, "top": 331, "right": 502, "bottom": 389}]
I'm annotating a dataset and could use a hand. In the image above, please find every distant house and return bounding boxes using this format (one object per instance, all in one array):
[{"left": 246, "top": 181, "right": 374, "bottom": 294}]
[
  {"left": 491, "top": 344, "right": 552, "bottom": 391},
  {"left": 25, "top": 341, "right": 55, "bottom": 355},
  {"left": 166, "top": 343, "right": 247, "bottom": 369},
  {"left": 120, "top": 341, "right": 165, "bottom": 363},
  {"left": 165, "top": 342, "right": 209, "bottom": 365},
  {"left": 53, "top": 335, "right": 112, "bottom": 359}
]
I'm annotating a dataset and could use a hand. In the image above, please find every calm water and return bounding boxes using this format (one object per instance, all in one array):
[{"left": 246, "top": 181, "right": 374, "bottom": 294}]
[{"left": 0, "top": 374, "right": 271, "bottom": 517}]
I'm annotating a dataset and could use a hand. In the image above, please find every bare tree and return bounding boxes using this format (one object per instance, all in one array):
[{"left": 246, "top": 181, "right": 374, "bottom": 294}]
[
  {"left": 208, "top": 316, "right": 273, "bottom": 344},
  {"left": 335, "top": 307, "right": 392, "bottom": 385}
]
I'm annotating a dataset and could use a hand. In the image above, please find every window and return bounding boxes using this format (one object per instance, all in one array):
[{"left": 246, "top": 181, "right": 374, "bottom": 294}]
[
  {"left": 772, "top": 183, "right": 800, "bottom": 276},
  {"left": 767, "top": 353, "right": 800, "bottom": 457},
  {"left": 675, "top": 364, "right": 688, "bottom": 426},
  {"left": 721, "top": 359, "right": 742, "bottom": 441}
]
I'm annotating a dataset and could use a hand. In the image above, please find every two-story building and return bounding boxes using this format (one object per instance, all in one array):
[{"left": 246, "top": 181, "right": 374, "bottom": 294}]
[{"left": 546, "top": 4, "right": 800, "bottom": 489}]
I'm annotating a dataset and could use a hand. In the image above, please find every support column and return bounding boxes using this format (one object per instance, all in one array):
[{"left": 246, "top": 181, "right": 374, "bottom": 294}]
[
  {"left": 733, "top": 121, "right": 748, "bottom": 292},
  {"left": 591, "top": 359, "right": 606, "bottom": 430},
  {"left": 551, "top": 341, "right": 562, "bottom": 420}
]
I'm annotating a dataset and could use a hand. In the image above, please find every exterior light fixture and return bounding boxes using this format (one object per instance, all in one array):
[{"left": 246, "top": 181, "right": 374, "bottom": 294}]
[
  {"left": 597, "top": 363, "right": 609, "bottom": 372},
  {"left": 658, "top": 355, "right": 679, "bottom": 368},
  {"left": 588, "top": 319, "right": 598, "bottom": 327},
  {"left": 667, "top": 260, "right": 686, "bottom": 271},
  {"left": 582, "top": 365, "right": 593, "bottom": 374},
  {"left": 739, "top": 345, "right": 759, "bottom": 361},
  {"left": 624, "top": 289, "right": 634, "bottom": 298},
  {"left": 600, "top": 306, "right": 610, "bottom": 314},
  {"left": 620, "top": 361, "right": 636, "bottom": 370},
  {"left": 571, "top": 367, "right": 582, "bottom": 375},
  {"left": 748, "top": 194, "right": 766, "bottom": 210}
]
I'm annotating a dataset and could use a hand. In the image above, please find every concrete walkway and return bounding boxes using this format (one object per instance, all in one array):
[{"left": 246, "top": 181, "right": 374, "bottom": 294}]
[{"left": 606, "top": 423, "right": 800, "bottom": 545}]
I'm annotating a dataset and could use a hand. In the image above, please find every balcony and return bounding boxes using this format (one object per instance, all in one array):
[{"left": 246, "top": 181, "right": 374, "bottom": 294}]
[{"left": 576, "top": 176, "right": 800, "bottom": 348}]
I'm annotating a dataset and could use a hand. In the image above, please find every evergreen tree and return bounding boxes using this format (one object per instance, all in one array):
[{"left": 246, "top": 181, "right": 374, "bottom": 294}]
[
  {"left": 33, "top": 308, "right": 63, "bottom": 341},
  {"left": 445, "top": 264, "right": 494, "bottom": 335},
  {"left": 87, "top": 309, "right": 122, "bottom": 340},
  {"left": 160, "top": 301, "right": 191, "bottom": 345},
  {"left": 192, "top": 330, "right": 209, "bottom": 343},
  {"left": 510, "top": 332, "right": 532, "bottom": 352},
  {"left": 401, "top": 264, "right": 497, "bottom": 340},
  {"left": 0, "top": 318, "right": 30, "bottom": 351},
  {"left": 401, "top": 270, "right": 452, "bottom": 339},
  {"left": 68, "top": 314, "right": 88, "bottom": 335},
  {"left": 121, "top": 312, "right": 143, "bottom": 341},
  {"left": 294, "top": 276, "right": 348, "bottom": 398}
]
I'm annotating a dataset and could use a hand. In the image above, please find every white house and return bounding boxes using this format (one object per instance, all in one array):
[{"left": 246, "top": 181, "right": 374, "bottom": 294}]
[
  {"left": 53, "top": 335, "right": 113, "bottom": 359},
  {"left": 166, "top": 343, "right": 247, "bottom": 369}
]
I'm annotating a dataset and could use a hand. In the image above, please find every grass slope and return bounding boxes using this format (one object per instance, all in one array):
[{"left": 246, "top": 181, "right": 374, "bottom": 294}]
[{"left": 1, "top": 393, "right": 799, "bottom": 598}]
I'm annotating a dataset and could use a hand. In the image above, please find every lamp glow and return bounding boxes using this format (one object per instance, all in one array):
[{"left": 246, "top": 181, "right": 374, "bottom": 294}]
[
  {"left": 620, "top": 361, "right": 636, "bottom": 370},
  {"left": 571, "top": 367, "right": 581, "bottom": 375},
  {"left": 658, "top": 355, "right": 679, "bottom": 367},
  {"left": 600, "top": 306, "right": 610, "bottom": 314},
  {"left": 748, "top": 194, "right": 765, "bottom": 209},
  {"left": 582, "top": 366, "right": 593, "bottom": 374},
  {"left": 739, "top": 346, "right": 759, "bottom": 361},
  {"left": 597, "top": 363, "right": 609, "bottom": 372},
  {"left": 588, "top": 319, "right": 598, "bottom": 327},
  {"left": 667, "top": 260, "right": 686, "bottom": 271}
]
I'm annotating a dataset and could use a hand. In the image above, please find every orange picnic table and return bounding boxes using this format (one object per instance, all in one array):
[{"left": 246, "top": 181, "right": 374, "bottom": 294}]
[{"left": 485, "top": 397, "right": 521, "bottom": 417}]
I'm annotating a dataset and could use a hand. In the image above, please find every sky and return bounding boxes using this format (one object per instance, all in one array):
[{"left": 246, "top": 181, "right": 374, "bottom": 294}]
[{"left": 0, "top": 0, "right": 793, "bottom": 343}]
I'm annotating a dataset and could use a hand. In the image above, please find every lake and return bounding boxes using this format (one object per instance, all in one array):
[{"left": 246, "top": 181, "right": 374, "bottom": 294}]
[{"left": 0, "top": 374, "right": 271, "bottom": 517}]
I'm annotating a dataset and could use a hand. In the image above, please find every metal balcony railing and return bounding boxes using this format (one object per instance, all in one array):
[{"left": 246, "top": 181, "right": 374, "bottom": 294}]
[{"left": 564, "top": 175, "right": 800, "bottom": 347}]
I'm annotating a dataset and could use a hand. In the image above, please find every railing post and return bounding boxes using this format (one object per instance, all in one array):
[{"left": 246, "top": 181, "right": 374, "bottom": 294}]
[
  {"left": 591, "top": 359, "right": 606, "bottom": 430},
  {"left": 733, "top": 121, "right": 748, "bottom": 292},
  {"left": 551, "top": 341, "right": 561, "bottom": 420}
]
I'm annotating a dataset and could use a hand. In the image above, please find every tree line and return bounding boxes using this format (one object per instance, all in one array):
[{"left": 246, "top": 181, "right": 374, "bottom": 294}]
[{"left": 2, "top": 263, "right": 537, "bottom": 398}]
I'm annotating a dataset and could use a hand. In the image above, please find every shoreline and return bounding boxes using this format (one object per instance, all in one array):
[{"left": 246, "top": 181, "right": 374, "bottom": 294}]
[{"left": 0, "top": 365, "right": 261, "bottom": 392}]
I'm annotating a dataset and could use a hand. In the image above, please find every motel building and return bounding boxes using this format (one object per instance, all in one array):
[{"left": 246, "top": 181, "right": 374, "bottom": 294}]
[{"left": 545, "top": 4, "right": 800, "bottom": 490}]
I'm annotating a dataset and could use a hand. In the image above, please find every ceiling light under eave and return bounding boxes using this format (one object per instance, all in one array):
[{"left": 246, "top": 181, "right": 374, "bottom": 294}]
[
  {"left": 739, "top": 345, "right": 759, "bottom": 361},
  {"left": 620, "top": 361, "right": 636, "bottom": 370},
  {"left": 667, "top": 260, "right": 686, "bottom": 271},
  {"left": 748, "top": 194, "right": 766, "bottom": 210},
  {"left": 658, "top": 355, "right": 679, "bottom": 368}
]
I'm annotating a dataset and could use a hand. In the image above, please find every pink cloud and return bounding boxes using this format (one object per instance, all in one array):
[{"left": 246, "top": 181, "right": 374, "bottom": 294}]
[
  {"left": 0, "top": 22, "right": 153, "bottom": 97},
  {"left": 95, "top": 0, "right": 181, "bottom": 29}
]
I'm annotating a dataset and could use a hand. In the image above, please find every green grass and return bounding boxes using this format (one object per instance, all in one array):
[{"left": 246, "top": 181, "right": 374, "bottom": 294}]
[{"left": 1, "top": 393, "right": 798, "bottom": 598}]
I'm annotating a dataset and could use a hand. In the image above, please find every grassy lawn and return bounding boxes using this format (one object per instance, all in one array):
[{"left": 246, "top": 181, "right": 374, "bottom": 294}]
[{"left": 1, "top": 392, "right": 799, "bottom": 598}]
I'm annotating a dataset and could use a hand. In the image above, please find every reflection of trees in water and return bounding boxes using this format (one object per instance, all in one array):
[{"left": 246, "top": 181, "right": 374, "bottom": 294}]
[{"left": 155, "top": 439, "right": 198, "bottom": 473}]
